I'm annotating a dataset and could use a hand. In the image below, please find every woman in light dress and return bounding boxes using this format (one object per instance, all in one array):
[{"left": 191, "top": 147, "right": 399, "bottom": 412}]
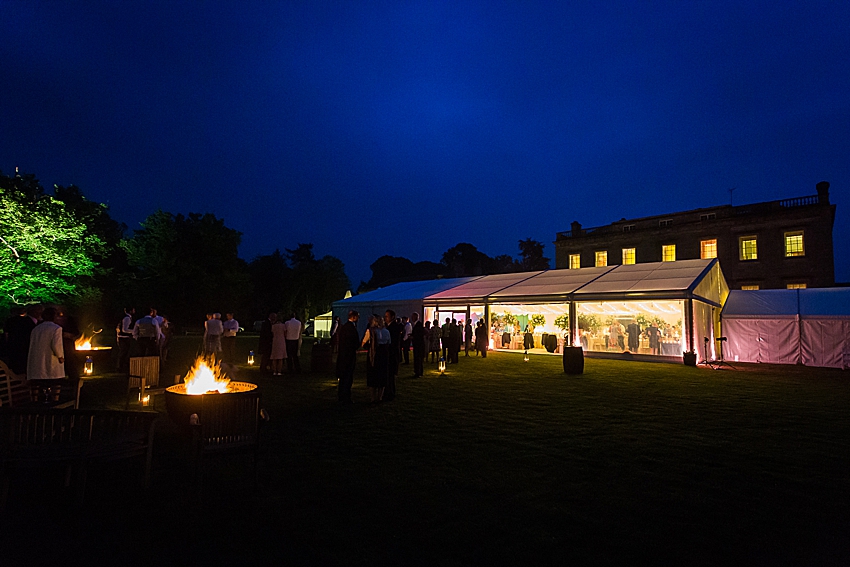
[{"left": 270, "top": 315, "right": 288, "bottom": 375}]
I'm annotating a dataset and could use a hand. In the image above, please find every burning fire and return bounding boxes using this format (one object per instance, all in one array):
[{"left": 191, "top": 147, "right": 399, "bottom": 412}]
[
  {"left": 183, "top": 357, "right": 231, "bottom": 395},
  {"left": 75, "top": 328, "right": 105, "bottom": 350},
  {"left": 75, "top": 333, "right": 94, "bottom": 350}
]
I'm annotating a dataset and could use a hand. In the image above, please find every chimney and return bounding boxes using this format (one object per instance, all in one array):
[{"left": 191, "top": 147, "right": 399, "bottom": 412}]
[
  {"left": 816, "top": 181, "right": 830, "bottom": 204},
  {"left": 570, "top": 221, "right": 582, "bottom": 236}
]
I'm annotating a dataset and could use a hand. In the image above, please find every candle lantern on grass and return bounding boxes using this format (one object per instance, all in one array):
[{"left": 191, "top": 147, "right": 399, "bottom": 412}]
[
  {"left": 84, "top": 356, "right": 94, "bottom": 375},
  {"left": 248, "top": 351, "right": 255, "bottom": 365}
]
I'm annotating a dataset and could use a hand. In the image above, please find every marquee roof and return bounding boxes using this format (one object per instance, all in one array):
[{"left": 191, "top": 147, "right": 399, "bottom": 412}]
[
  {"left": 334, "top": 259, "right": 725, "bottom": 312},
  {"left": 723, "top": 288, "right": 850, "bottom": 319},
  {"left": 423, "top": 259, "right": 723, "bottom": 306}
]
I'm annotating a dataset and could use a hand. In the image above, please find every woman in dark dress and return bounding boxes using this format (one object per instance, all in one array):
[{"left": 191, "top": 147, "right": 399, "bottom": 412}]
[
  {"left": 361, "top": 315, "right": 390, "bottom": 402},
  {"left": 475, "top": 321, "right": 489, "bottom": 357}
]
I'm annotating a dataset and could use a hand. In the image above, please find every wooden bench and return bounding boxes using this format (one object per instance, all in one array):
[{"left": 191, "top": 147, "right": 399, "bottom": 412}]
[
  {"left": 0, "top": 360, "right": 31, "bottom": 408},
  {"left": 0, "top": 359, "right": 84, "bottom": 409},
  {"left": 0, "top": 408, "right": 160, "bottom": 508}
]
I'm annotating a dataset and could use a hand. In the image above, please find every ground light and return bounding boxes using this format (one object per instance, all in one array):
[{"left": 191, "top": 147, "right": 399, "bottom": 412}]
[
  {"left": 439, "top": 357, "right": 446, "bottom": 374},
  {"left": 248, "top": 351, "right": 255, "bottom": 365},
  {"left": 84, "top": 356, "right": 93, "bottom": 375},
  {"left": 524, "top": 350, "right": 529, "bottom": 362}
]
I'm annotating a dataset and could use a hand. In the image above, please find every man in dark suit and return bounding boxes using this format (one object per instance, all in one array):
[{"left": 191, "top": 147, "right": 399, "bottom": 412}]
[
  {"left": 5, "top": 305, "right": 40, "bottom": 374},
  {"left": 410, "top": 312, "right": 425, "bottom": 378},
  {"left": 336, "top": 310, "right": 360, "bottom": 404},
  {"left": 258, "top": 312, "right": 276, "bottom": 375},
  {"left": 384, "top": 310, "right": 403, "bottom": 401}
]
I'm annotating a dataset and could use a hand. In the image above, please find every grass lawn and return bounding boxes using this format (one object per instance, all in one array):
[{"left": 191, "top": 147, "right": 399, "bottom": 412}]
[{"left": 3, "top": 336, "right": 849, "bottom": 566}]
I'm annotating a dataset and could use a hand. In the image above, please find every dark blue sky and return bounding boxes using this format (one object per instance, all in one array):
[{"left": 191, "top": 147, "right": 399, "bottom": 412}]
[{"left": 2, "top": 1, "right": 849, "bottom": 285}]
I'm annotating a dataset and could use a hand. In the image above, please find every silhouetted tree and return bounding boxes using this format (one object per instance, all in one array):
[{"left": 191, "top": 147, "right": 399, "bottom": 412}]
[
  {"left": 517, "top": 238, "right": 550, "bottom": 271},
  {"left": 121, "top": 210, "right": 250, "bottom": 328},
  {"left": 360, "top": 255, "right": 444, "bottom": 291},
  {"left": 441, "top": 243, "right": 494, "bottom": 277}
]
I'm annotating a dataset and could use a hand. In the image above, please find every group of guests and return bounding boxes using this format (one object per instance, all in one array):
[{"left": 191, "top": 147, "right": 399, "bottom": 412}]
[
  {"left": 581, "top": 318, "right": 671, "bottom": 355},
  {"left": 256, "top": 312, "right": 303, "bottom": 375},
  {"left": 2, "top": 305, "right": 85, "bottom": 399},
  {"left": 334, "top": 310, "right": 489, "bottom": 405},
  {"left": 115, "top": 307, "right": 176, "bottom": 373},
  {"left": 202, "top": 312, "right": 240, "bottom": 360}
]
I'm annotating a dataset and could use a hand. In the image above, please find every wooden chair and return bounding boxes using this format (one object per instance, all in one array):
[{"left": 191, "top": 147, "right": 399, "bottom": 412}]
[{"left": 127, "top": 356, "right": 160, "bottom": 408}]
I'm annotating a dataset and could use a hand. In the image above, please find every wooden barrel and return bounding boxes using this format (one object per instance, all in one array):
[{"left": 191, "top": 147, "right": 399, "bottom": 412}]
[{"left": 563, "top": 346, "right": 584, "bottom": 375}]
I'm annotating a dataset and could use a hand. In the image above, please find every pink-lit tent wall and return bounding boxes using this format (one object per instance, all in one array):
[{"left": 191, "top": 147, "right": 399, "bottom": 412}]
[{"left": 721, "top": 289, "right": 850, "bottom": 369}]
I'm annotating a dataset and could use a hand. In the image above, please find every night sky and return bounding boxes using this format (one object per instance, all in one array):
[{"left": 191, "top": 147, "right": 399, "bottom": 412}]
[{"left": 2, "top": 1, "right": 849, "bottom": 286}]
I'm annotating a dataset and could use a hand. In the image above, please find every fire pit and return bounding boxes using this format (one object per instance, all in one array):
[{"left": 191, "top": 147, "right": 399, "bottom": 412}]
[
  {"left": 164, "top": 357, "right": 260, "bottom": 430},
  {"left": 74, "top": 333, "right": 112, "bottom": 375}
]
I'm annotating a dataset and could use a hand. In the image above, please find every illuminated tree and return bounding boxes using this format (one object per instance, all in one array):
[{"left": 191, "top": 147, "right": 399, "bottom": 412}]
[{"left": 0, "top": 172, "right": 103, "bottom": 308}]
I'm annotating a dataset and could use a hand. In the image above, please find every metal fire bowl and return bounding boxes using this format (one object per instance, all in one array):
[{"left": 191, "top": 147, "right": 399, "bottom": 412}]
[{"left": 164, "top": 382, "right": 259, "bottom": 429}]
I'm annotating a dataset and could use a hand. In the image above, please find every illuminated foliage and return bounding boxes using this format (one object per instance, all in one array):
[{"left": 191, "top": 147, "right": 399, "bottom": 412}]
[{"left": 0, "top": 173, "right": 103, "bottom": 307}]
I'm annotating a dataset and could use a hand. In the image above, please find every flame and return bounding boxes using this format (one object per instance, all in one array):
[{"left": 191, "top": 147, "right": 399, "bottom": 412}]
[
  {"left": 75, "top": 333, "right": 93, "bottom": 350},
  {"left": 75, "top": 329, "right": 102, "bottom": 350},
  {"left": 183, "top": 357, "right": 231, "bottom": 395}
]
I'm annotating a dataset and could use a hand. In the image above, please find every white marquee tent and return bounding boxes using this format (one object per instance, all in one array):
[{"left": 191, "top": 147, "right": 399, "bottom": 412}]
[
  {"left": 721, "top": 288, "right": 850, "bottom": 369},
  {"left": 335, "top": 259, "right": 728, "bottom": 360}
]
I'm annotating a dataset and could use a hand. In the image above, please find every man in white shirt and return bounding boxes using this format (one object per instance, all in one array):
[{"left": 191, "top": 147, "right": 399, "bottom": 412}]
[
  {"left": 133, "top": 308, "right": 162, "bottom": 357},
  {"left": 283, "top": 313, "right": 302, "bottom": 373},
  {"left": 222, "top": 313, "right": 239, "bottom": 362}
]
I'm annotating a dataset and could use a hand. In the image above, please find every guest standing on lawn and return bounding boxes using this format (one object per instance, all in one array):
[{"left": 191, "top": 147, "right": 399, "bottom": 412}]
[
  {"left": 410, "top": 312, "right": 425, "bottom": 378},
  {"left": 203, "top": 313, "right": 223, "bottom": 356},
  {"left": 283, "top": 313, "right": 302, "bottom": 373},
  {"left": 475, "top": 320, "right": 488, "bottom": 357},
  {"left": 27, "top": 307, "right": 65, "bottom": 398},
  {"left": 384, "top": 310, "right": 403, "bottom": 401},
  {"left": 270, "top": 315, "right": 288, "bottom": 376},
  {"left": 361, "top": 315, "right": 389, "bottom": 403},
  {"left": 429, "top": 319, "right": 441, "bottom": 363},
  {"left": 336, "top": 310, "right": 360, "bottom": 404},
  {"left": 221, "top": 313, "right": 239, "bottom": 362}
]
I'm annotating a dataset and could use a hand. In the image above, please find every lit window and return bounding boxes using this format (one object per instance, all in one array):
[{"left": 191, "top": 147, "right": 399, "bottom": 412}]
[
  {"left": 739, "top": 236, "right": 758, "bottom": 260},
  {"left": 622, "top": 248, "right": 635, "bottom": 265},
  {"left": 700, "top": 239, "right": 717, "bottom": 259},
  {"left": 787, "top": 283, "right": 807, "bottom": 289},
  {"left": 785, "top": 231, "right": 804, "bottom": 257},
  {"left": 741, "top": 285, "right": 760, "bottom": 290},
  {"left": 662, "top": 244, "right": 676, "bottom": 262},
  {"left": 569, "top": 254, "right": 581, "bottom": 269},
  {"left": 595, "top": 251, "right": 607, "bottom": 267}
]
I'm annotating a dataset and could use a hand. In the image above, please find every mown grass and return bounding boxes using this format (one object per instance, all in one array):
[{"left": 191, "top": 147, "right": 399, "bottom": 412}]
[{"left": 3, "top": 337, "right": 849, "bottom": 566}]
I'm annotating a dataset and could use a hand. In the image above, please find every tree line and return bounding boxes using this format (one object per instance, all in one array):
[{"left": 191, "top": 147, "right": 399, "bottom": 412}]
[{"left": 1, "top": 170, "right": 549, "bottom": 332}]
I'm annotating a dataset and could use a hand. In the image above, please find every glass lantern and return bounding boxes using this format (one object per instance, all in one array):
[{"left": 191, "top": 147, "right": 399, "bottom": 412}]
[
  {"left": 248, "top": 350, "right": 255, "bottom": 365},
  {"left": 84, "top": 355, "right": 94, "bottom": 375}
]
